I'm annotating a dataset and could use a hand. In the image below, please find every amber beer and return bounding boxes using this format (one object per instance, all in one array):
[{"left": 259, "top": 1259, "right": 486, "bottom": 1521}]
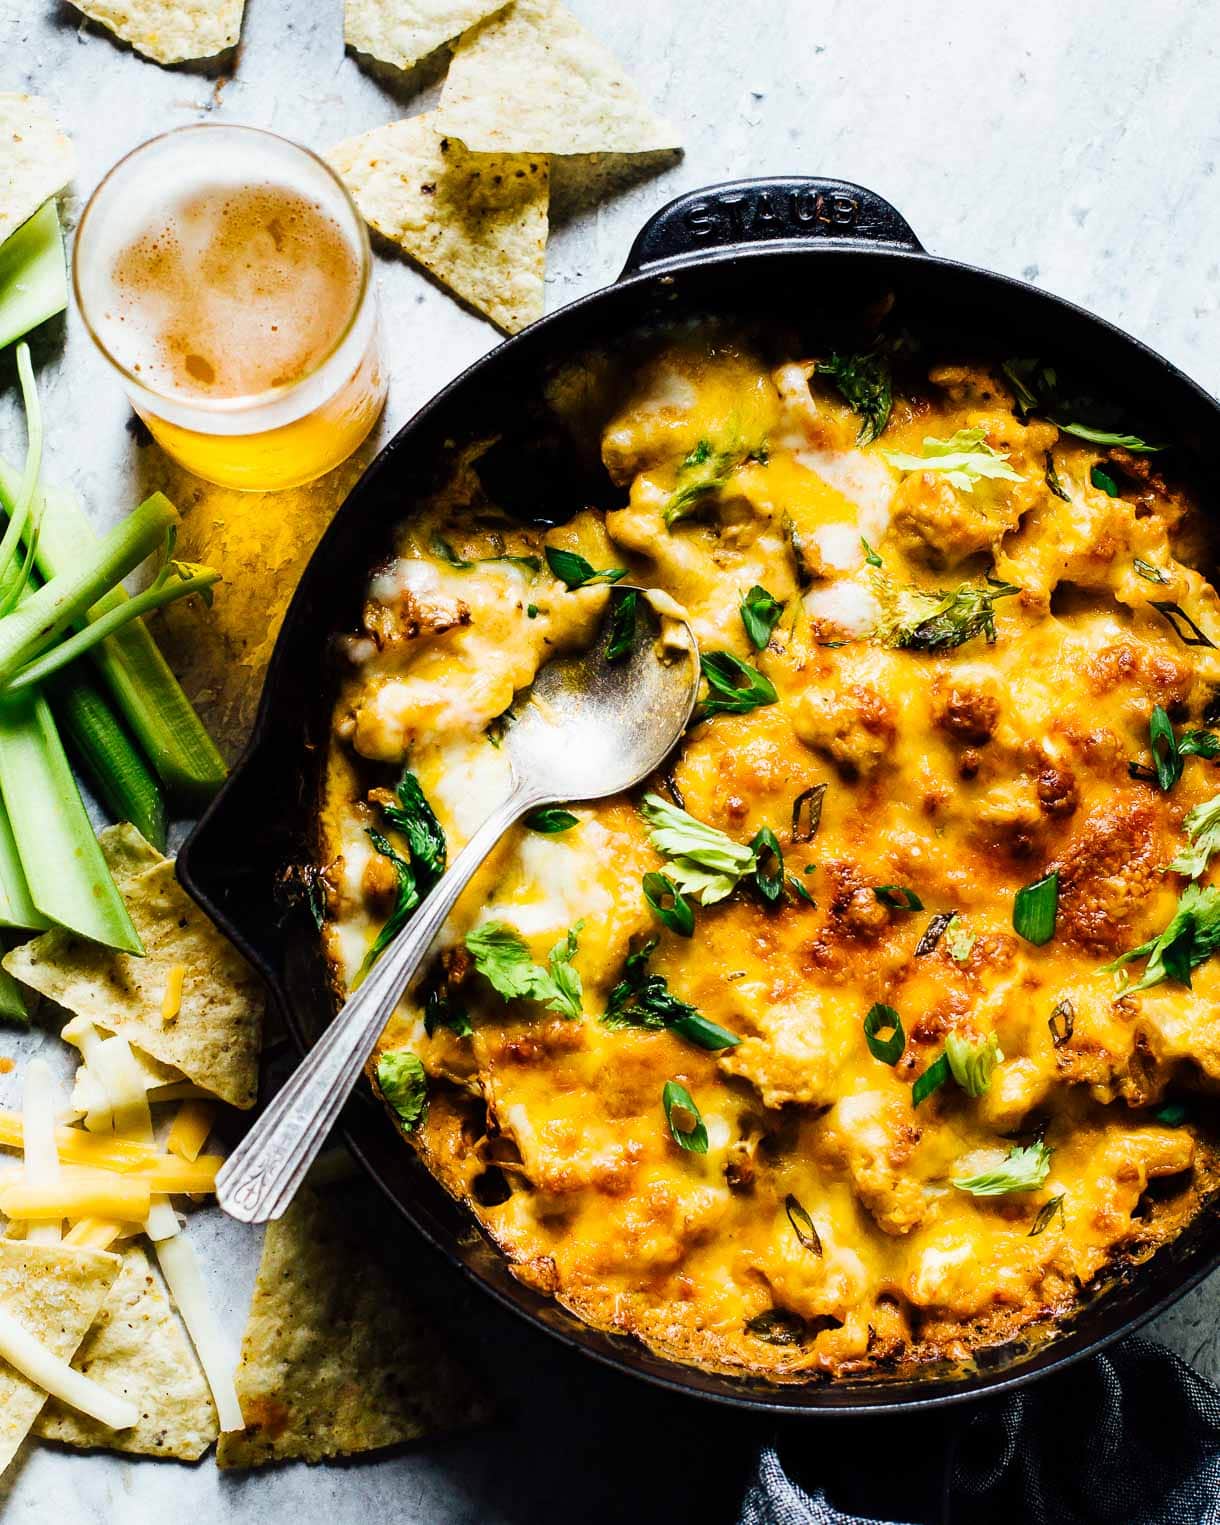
[{"left": 74, "top": 126, "right": 386, "bottom": 491}]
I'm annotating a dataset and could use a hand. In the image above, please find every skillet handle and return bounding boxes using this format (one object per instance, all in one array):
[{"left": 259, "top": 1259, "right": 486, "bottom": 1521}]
[{"left": 619, "top": 176, "right": 922, "bottom": 279}]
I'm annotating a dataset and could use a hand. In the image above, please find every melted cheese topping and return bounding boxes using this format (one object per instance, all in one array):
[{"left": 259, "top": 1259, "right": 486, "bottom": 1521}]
[{"left": 323, "top": 336, "right": 1220, "bottom": 1382}]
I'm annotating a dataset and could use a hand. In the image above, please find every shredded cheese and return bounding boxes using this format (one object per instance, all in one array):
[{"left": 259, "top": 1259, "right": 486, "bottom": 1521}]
[
  {"left": 0, "top": 1302, "right": 138, "bottom": 1430},
  {"left": 21, "top": 1060, "right": 61, "bottom": 1247},
  {"left": 0, "top": 1166, "right": 151, "bottom": 1222},
  {"left": 62, "top": 1218, "right": 124, "bottom": 1251},
  {"left": 155, "top": 1233, "right": 243, "bottom": 1431},
  {"left": 161, "top": 963, "right": 186, "bottom": 1020},
  {"left": 89, "top": 1034, "right": 179, "bottom": 1242},
  {"left": 166, "top": 1101, "right": 216, "bottom": 1163}
]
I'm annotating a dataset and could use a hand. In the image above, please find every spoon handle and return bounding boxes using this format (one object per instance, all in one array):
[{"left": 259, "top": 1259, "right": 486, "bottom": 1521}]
[{"left": 216, "top": 781, "right": 543, "bottom": 1224}]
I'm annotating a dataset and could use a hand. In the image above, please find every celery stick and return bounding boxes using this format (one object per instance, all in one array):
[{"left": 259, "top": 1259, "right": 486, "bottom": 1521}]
[
  {"left": 0, "top": 203, "right": 66, "bottom": 353},
  {"left": 53, "top": 672, "right": 167, "bottom": 852},
  {"left": 0, "top": 963, "right": 29, "bottom": 1025},
  {"left": 6, "top": 565, "right": 219, "bottom": 693},
  {"left": 0, "top": 492, "right": 175, "bottom": 686},
  {"left": 0, "top": 691, "right": 142, "bottom": 953},
  {"left": 0, "top": 463, "right": 226, "bottom": 804},
  {"left": 0, "top": 793, "right": 48, "bottom": 931}
]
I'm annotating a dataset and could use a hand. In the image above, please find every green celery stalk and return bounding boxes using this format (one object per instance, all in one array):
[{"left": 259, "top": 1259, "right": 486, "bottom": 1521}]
[
  {"left": 6, "top": 564, "right": 219, "bottom": 693},
  {"left": 0, "top": 792, "right": 48, "bottom": 931},
  {"left": 0, "top": 202, "right": 66, "bottom": 352},
  {"left": 0, "top": 690, "right": 142, "bottom": 952},
  {"left": 0, "top": 462, "right": 226, "bottom": 804},
  {"left": 0, "top": 962, "right": 29, "bottom": 1025},
  {"left": 0, "top": 492, "right": 175, "bottom": 685},
  {"left": 53, "top": 671, "right": 167, "bottom": 852}
]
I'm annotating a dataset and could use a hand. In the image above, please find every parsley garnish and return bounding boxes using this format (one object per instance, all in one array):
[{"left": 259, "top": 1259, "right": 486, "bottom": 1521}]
[
  {"left": 430, "top": 535, "right": 540, "bottom": 574},
  {"left": 697, "top": 650, "right": 778, "bottom": 719},
  {"left": 1102, "top": 882, "right": 1220, "bottom": 996},
  {"left": 873, "top": 575, "right": 1020, "bottom": 652},
  {"left": 525, "top": 807, "right": 578, "bottom": 834},
  {"left": 1168, "top": 794, "right": 1220, "bottom": 879},
  {"left": 740, "top": 584, "right": 784, "bottom": 650},
  {"left": 953, "top": 1142, "right": 1052, "bottom": 1196},
  {"left": 465, "top": 920, "right": 584, "bottom": 1018},
  {"left": 665, "top": 439, "right": 743, "bottom": 527},
  {"left": 639, "top": 793, "right": 757, "bottom": 904},
  {"left": 376, "top": 1050, "right": 428, "bottom": 1131},
  {"left": 814, "top": 351, "right": 893, "bottom": 445},
  {"left": 544, "top": 545, "right": 627, "bottom": 589},
  {"left": 882, "top": 427, "right": 1022, "bottom": 492},
  {"left": 605, "top": 588, "right": 638, "bottom": 661},
  {"left": 602, "top": 938, "right": 739, "bottom": 1050}
]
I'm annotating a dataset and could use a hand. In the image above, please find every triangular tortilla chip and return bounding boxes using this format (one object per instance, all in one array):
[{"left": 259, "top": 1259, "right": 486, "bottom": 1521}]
[
  {"left": 216, "top": 1177, "right": 489, "bottom": 1468},
  {"left": 96, "top": 821, "right": 165, "bottom": 882},
  {"left": 70, "top": 0, "right": 245, "bottom": 65},
  {"left": 345, "top": 0, "right": 507, "bottom": 72},
  {"left": 4, "top": 840, "right": 263, "bottom": 1109},
  {"left": 435, "top": 0, "right": 680, "bottom": 155},
  {"left": 327, "top": 114, "right": 548, "bottom": 334},
  {"left": 34, "top": 1243, "right": 218, "bottom": 1460},
  {"left": 0, "top": 95, "right": 75, "bottom": 246},
  {"left": 0, "top": 1240, "right": 121, "bottom": 1475}
]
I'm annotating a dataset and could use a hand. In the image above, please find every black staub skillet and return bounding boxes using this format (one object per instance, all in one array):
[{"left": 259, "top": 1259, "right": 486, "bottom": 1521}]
[{"left": 178, "top": 177, "right": 1220, "bottom": 1416}]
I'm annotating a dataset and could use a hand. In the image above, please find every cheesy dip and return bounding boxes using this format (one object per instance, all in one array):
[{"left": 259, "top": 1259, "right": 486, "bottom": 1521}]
[{"left": 322, "top": 329, "right": 1220, "bottom": 1382}]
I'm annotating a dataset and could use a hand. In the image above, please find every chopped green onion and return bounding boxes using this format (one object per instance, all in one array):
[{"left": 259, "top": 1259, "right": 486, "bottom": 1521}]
[
  {"left": 912, "top": 1053, "right": 950, "bottom": 1106},
  {"left": 784, "top": 1193, "right": 822, "bottom": 1255},
  {"left": 1048, "top": 998, "right": 1074, "bottom": 1047},
  {"left": 1149, "top": 601, "right": 1216, "bottom": 649},
  {"left": 1044, "top": 452, "right": 1070, "bottom": 501},
  {"left": 1027, "top": 1194, "right": 1066, "bottom": 1236},
  {"left": 749, "top": 826, "right": 785, "bottom": 906},
  {"left": 861, "top": 537, "right": 883, "bottom": 568},
  {"left": 791, "top": 783, "right": 826, "bottom": 844},
  {"left": 1133, "top": 558, "right": 1168, "bottom": 585},
  {"left": 915, "top": 910, "right": 956, "bottom": 955},
  {"left": 662, "top": 1079, "right": 708, "bottom": 1153},
  {"left": 863, "top": 1003, "right": 904, "bottom": 1065},
  {"left": 1013, "top": 871, "right": 1058, "bottom": 945},
  {"left": 875, "top": 885, "right": 923, "bottom": 912},
  {"left": 787, "top": 873, "right": 816, "bottom": 905},
  {"left": 643, "top": 870, "right": 695, "bottom": 937},
  {"left": 1154, "top": 1101, "right": 1187, "bottom": 1127}
]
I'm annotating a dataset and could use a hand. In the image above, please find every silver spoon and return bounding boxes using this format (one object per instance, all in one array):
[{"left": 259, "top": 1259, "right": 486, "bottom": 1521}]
[{"left": 217, "top": 587, "right": 700, "bottom": 1223}]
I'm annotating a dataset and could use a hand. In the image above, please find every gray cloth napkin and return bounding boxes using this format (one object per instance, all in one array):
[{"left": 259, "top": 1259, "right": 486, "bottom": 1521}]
[{"left": 741, "top": 1339, "right": 1220, "bottom": 1525}]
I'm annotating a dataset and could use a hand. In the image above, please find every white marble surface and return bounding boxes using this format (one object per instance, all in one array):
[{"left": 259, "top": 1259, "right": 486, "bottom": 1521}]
[{"left": 1, "top": 0, "right": 1219, "bottom": 1519}]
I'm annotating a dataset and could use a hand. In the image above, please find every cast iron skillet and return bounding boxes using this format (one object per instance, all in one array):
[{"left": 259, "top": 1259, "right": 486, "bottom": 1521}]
[{"left": 178, "top": 176, "right": 1220, "bottom": 1415}]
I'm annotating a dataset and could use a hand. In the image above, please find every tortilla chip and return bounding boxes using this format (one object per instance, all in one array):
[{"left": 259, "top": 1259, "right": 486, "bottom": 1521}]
[
  {"left": 0, "top": 96, "right": 75, "bottom": 247},
  {"left": 345, "top": 0, "right": 507, "bottom": 72},
  {"left": 327, "top": 114, "right": 547, "bottom": 335},
  {"left": 435, "top": 0, "right": 679, "bottom": 155},
  {"left": 216, "top": 1178, "right": 488, "bottom": 1467},
  {"left": 96, "top": 820, "right": 165, "bottom": 882},
  {"left": 0, "top": 1240, "right": 121, "bottom": 1475},
  {"left": 71, "top": 0, "right": 245, "bottom": 65},
  {"left": 34, "top": 1243, "right": 217, "bottom": 1460},
  {"left": 4, "top": 840, "right": 263, "bottom": 1109}
]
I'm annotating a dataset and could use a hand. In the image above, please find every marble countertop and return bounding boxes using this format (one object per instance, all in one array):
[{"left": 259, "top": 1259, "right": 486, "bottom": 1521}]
[{"left": 1, "top": 0, "right": 1218, "bottom": 1519}]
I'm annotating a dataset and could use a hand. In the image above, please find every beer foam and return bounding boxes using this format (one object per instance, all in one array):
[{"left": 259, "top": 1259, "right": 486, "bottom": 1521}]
[{"left": 78, "top": 131, "right": 363, "bottom": 404}]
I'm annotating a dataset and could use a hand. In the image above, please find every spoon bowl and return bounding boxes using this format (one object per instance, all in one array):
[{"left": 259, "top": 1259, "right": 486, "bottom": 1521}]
[
  {"left": 502, "top": 585, "right": 699, "bottom": 801},
  {"left": 216, "top": 584, "right": 701, "bottom": 1224}
]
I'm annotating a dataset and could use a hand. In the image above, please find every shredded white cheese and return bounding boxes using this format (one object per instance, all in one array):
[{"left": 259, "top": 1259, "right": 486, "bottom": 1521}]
[
  {"left": 0, "top": 1303, "right": 138, "bottom": 1430},
  {"left": 155, "top": 1234, "right": 243, "bottom": 1431}
]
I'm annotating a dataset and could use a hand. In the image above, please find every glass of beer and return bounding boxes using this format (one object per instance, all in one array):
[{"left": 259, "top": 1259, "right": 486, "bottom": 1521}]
[{"left": 73, "top": 124, "right": 387, "bottom": 492}]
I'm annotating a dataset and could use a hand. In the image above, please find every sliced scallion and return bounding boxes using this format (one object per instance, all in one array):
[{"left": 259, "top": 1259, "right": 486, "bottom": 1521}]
[
  {"left": 1013, "top": 871, "right": 1058, "bottom": 946},
  {"left": 863, "top": 1003, "right": 904, "bottom": 1065}
]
